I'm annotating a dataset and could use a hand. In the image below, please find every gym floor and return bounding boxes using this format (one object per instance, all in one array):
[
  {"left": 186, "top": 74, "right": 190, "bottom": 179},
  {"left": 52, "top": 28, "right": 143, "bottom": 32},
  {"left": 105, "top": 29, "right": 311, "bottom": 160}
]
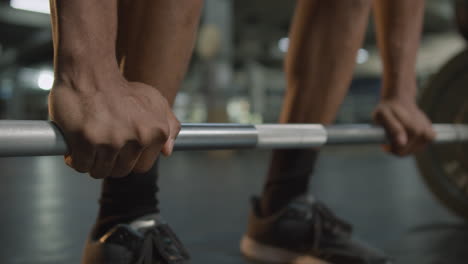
[{"left": 0, "top": 146, "right": 466, "bottom": 264}]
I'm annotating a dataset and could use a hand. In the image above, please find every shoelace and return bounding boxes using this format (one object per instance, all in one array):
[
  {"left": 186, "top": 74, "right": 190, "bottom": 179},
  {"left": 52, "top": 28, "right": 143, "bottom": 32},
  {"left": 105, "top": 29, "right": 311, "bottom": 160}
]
[
  {"left": 135, "top": 225, "right": 189, "bottom": 264},
  {"left": 299, "top": 201, "right": 352, "bottom": 251}
]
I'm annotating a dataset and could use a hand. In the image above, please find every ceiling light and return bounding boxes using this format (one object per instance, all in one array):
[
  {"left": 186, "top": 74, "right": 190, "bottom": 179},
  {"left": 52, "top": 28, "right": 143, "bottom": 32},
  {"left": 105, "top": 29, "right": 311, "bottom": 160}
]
[
  {"left": 37, "top": 70, "right": 54, "bottom": 90},
  {"left": 10, "top": 0, "right": 50, "bottom": 14}
]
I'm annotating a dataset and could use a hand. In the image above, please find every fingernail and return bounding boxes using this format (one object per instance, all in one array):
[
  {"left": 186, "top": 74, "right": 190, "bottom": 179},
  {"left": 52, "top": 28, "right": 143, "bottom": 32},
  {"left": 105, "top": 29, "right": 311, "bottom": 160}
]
[
  {"left": 168, "top": 139, "right": 175, "bottom": 155},
  {"left": 64, "top": 156, "right": 72, "bottom": 167}
]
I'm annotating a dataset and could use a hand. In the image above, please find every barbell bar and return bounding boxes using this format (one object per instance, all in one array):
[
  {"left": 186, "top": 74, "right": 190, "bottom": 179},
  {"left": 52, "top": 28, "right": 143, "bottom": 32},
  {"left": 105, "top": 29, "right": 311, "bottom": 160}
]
[{"left": 0, "top": 120, "right": 467, "bottom": 157}]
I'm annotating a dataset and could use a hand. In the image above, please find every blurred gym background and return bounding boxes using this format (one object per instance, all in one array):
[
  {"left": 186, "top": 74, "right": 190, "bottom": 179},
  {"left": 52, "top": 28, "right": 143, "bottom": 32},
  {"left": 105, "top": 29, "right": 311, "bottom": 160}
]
[
  {"left": 0, "top": 1, "right": 467, "bottom": 264},
  {"left": 0, "top": 0, "right": 464, "bottom": 124}
]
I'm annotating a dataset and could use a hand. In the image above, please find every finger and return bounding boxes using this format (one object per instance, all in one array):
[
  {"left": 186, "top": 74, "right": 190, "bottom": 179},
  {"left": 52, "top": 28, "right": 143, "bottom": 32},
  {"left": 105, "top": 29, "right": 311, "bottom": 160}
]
[
  {"left": 162, "top": 113, "right": 180, "bottom": 156},
  {"left": 391, "top": 105, "right": 425, "bottom": 138},
  {"left": 423, "top": 118, "right": 436, "bottom": 142},
  {"left": 415, "top": 117, "right": 435, "bottom": 147},
  {"left": 65, "top": 155, "right": 72, "bottom": 167},
  {"left": 133, "top": 143, "right": 162, "bottom": 173},
  {"left": 411, "top": 118, "right": 436, "bottom": 153},
  {"left": 65, "top": 136, "right": 96, "bottom": 173},
  {"left": 134, "top": 113, "right": 174, "bottom": 172},
  {"left": 392, "top": 108, "right": 431, "bottom": 155},
  {"left": 398, "top": 135, "right": 421, "bottom": 156},
  {"left": 89, "top": 146, "right": 120, "bottom": 179},
  {"left": 374, "top": 108, "right": 407, "bottom": 151},
  {"left": 161, "top": 139, "right": 175, "bottom": 157},
  {"left": 109, "top": 141, "right": 143, "bottom": 178}
]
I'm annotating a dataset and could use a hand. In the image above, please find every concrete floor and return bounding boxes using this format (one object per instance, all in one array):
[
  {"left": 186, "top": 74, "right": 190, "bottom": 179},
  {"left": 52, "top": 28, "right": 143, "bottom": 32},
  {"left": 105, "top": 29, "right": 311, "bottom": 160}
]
[{"left": 0, "top": 146, "right": 466, "bottom": 264}]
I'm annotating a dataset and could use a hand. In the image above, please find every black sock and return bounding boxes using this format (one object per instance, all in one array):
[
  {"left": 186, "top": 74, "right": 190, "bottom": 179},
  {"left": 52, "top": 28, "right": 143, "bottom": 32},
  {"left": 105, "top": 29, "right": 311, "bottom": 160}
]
[
  {"left": 260, "top": 149, "right": 318, "bottom": 217},
  {"left": 92, "top": 161, "right": 159, "bottom": 239}
]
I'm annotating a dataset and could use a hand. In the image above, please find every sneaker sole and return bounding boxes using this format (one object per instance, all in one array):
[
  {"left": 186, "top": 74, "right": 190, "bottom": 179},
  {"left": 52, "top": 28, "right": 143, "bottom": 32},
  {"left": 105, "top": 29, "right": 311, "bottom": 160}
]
[{"left": 240, "top": 235, "right": 331, "bottom": 264}]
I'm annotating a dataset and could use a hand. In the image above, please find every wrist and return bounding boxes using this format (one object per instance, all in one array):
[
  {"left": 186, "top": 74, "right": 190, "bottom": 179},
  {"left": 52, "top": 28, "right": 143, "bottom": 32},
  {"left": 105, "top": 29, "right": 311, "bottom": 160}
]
[
  {"left": 380, "top": 91, "right": 417, "bottom": 101},
  {"left": 54, "top": 52, "right": 122, "bottom": 92},
  {"left": 380, "top": 79, "right": 417, "bottom": 102},
  {"left": 380, "top": 92, "right": 417, "bottom": 105}
]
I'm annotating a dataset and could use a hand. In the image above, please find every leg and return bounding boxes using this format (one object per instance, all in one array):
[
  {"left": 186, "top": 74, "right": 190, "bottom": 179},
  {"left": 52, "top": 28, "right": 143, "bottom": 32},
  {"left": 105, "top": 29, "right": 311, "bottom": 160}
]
[
  {"left": 242, "top": 2, "right": 391, "bottom": 263},
  {"left": 260, "top": 0, "right": 371, "bottom": 215},
  {"left": 92, "top": 0, "right": 203, "bottom": 238},
  {"left": 116, "top": 0, "right": 203, "bottom": 104}
]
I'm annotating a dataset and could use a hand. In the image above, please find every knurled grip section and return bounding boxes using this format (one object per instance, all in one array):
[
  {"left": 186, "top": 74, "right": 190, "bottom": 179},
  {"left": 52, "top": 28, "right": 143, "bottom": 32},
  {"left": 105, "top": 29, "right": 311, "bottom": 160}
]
[{"left": 254, "top": 124, "right": 327, "bottom": 148}]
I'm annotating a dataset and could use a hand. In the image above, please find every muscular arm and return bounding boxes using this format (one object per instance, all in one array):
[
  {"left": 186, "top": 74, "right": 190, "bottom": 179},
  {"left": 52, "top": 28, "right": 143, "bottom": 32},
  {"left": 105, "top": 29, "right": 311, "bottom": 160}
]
[
  {"left": 50, "top": 0, "right": 119, "bottom": 83},
  {"left": 373, "top": 0, "right": 424, "bottom": 99},
  {"left": 49, "top": 0, "right": 179, "bottom": 179},
  {"left": 373, "top": 0, "right": 435, "bottom": 155}
]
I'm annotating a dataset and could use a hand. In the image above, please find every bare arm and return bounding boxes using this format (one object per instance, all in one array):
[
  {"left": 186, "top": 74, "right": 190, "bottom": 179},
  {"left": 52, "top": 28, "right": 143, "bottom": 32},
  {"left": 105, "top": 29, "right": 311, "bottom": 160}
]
[
  {"left": 373, "top": 0, "right": 435, "bottom": 155},
  {"left": 50, "top": 0, "right": 119, "bottom": 83},
  {"left": 374, "top": 0, "right": 424, "bottom": 99},
  {"left": 49, "top": 0, "right": 179, "bottom": 179}
]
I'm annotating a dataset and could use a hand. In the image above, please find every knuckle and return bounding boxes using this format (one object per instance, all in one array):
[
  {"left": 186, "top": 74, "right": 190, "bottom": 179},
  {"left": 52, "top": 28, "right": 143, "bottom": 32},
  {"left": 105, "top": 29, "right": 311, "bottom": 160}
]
[
  {"left": 135, "top": 127, "right": 154, "bottom": 147},
  {"left": 82, "top": 127, "right": 101, "bottom": 146},
  {"left": 174, "top": 121, "right": 182, "bottom": 134},
  {"left": 106, "top": 135, "right": 126, "bottom": 151},
  {"left": 153, "top": 125, "right": 170, "bottom": 143},
  {"left": 135, "top": 123, "right": 170, "bottom": 145}
]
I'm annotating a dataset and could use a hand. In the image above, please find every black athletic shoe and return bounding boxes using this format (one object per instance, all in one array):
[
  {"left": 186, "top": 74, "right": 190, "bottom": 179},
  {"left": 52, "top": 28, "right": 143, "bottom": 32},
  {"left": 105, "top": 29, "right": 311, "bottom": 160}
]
[
  {"left": 240, "top": 196, "right": 392, "bottom": 264},
  {"left": 82, "top": 214, "right": 190, "bottom": 264}
]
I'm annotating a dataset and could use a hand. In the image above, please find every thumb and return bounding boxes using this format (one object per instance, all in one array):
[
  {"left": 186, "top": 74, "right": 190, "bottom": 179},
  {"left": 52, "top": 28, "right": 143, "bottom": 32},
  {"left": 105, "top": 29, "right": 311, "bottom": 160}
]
[{"left": 161, "top": 115, "right": 181, "bottom": 156}]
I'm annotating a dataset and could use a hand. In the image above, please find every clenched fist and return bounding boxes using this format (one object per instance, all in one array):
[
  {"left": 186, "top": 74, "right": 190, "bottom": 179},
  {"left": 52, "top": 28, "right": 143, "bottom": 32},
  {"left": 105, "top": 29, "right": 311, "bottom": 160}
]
[
  {"left": 49, "top": 73, "right": 180, "bottom": 179},
  {"left": 373, "top": 96, "right": 435, "bottom": 156}
]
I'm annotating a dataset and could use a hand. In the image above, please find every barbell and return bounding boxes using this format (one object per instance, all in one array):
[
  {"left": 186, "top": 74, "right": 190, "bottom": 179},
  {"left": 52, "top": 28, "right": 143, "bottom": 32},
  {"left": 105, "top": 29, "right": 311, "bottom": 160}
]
[
  {"left": 2, "top": 51, "right": 468, "bottom": 221},
  {"left": 0, "top": 120, "right": 467, "bottom": 157}
]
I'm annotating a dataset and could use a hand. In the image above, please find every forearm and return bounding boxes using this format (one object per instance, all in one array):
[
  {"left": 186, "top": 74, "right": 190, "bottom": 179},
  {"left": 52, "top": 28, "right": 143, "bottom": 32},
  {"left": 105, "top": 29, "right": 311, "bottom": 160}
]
[
  {"left": 49, "top": 0, "right": 120, "bottom": 85},
  {"left": 373, "top": 0, "right": 425, "bottom": 100}
]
